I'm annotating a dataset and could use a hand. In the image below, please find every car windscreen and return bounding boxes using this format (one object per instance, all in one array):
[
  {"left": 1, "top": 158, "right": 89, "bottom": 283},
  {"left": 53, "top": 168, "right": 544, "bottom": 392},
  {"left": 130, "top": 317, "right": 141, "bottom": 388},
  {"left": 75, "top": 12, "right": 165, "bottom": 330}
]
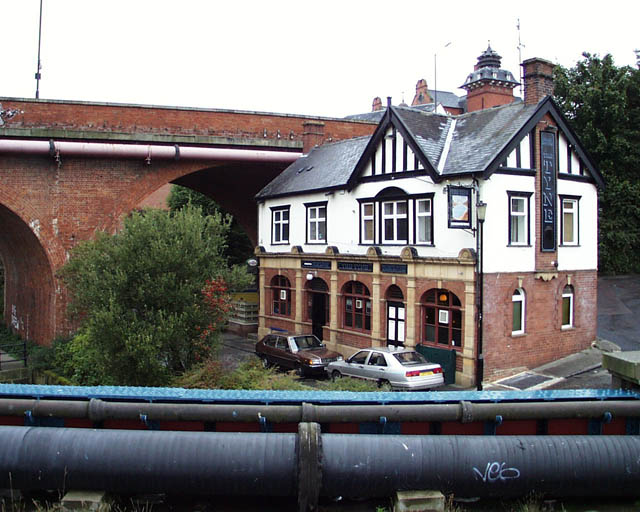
[
  {"left": 293, "top": 335, "right": 322, "bottom": 350},
  {"left": 393, "top": 351, "right": 428, "bottom": 365}
]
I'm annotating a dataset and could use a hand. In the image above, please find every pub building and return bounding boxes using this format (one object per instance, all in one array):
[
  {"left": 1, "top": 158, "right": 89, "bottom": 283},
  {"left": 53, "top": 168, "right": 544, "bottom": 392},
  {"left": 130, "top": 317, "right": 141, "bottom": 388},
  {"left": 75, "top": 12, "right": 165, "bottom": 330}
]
[{"left": 254, "top": 47, "right": 603, "bottom": 387}]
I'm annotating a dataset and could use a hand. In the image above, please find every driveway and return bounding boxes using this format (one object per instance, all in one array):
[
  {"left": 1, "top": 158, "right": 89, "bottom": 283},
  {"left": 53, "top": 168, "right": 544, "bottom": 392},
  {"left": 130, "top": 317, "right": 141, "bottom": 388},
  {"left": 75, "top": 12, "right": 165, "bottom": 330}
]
[{"left": 597, "top": 275, "right": 640, "bottom": 351}]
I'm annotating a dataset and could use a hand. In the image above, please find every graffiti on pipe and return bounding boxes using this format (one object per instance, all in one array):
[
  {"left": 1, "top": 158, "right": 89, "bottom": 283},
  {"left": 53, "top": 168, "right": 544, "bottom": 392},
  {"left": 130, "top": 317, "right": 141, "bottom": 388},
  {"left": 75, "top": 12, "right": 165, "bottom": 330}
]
[{"left": 472, "top": 462, "right": 520, "bottom": 483}]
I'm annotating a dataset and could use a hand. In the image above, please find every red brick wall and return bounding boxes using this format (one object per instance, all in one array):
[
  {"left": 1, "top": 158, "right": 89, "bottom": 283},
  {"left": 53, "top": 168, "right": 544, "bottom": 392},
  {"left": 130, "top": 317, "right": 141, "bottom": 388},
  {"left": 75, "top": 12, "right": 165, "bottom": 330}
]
[
  {"left": 1, "top": 98, "right": 376, "bottom": 147},
  {"left": 482, "top": 270, "right": 597, "bottom": 380},
  {"left": 466, "top": 85, "right": 516, "bottom": 112},
  {"left": 0, "top": 99, "right": 377, "bottom": 345}
]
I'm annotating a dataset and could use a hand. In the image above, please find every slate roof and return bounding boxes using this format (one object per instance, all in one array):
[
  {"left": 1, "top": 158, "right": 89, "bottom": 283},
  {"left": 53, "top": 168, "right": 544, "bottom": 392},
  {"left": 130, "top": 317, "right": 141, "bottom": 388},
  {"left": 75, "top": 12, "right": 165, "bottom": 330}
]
[
  {"left": 256, "top": 98, "right": 602, "bottom": 200},
  {"left": 255, "top": 136, "right": 370, "bottom": 200},
  {"left": 434, "top": 102, "right": 539, "bottom": 175}
]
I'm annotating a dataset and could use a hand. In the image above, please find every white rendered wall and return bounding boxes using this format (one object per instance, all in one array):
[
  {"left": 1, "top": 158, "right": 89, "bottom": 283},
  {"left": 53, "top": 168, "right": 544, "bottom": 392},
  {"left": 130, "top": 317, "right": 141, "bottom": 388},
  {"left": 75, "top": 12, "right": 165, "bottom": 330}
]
[
  {"left": 480, "top": 173, "right": 537, "bottom": 273},
  {"left": 258, "top": 175, "right": 477, "bottom": 259},
  {"left": 557, "top": 178, "right": 598, "bottom": 270}
]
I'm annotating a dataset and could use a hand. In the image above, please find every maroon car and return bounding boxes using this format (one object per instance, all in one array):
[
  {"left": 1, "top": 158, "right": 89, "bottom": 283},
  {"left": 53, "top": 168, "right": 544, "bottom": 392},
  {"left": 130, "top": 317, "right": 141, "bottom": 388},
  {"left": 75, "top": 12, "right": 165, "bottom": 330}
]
[{"left": 255, "top": 333, "right": 343, "bottom": 377}]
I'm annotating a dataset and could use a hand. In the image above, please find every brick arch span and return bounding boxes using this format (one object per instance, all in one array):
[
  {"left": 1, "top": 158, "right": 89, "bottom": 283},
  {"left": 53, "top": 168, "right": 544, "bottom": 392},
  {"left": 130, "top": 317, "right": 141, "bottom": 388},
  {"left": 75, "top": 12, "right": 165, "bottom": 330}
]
[
  {"left": 0, "top": 202, "right": 56, "bottom": 344},
  {"left": 124, "top": 159, "right": 287, "bottom": 246}
]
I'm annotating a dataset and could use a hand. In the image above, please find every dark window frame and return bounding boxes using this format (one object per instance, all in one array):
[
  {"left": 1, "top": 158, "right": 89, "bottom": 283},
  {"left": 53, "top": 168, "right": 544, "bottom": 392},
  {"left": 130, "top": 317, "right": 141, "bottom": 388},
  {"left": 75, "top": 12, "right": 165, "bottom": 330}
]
[
  {"left": 271, "top": 275, "right": 292, "bottom": 317},
  {"left": 342, "top": 281, "right": 372, "bottom": 333},
  {"left": 358, "top": 191, "right": 434, "bottom": 246},
  {"left": 421, "top": 288, "right": 463, "bottom": 350},
  {"left": 270, "top": 205, "right": 291, "bottom": 245},
  {"left": 507, "top": 191, "right": 533, "bottom": 246},
  {"left": 559, "top": 194, "right": 580, "bottom": 246},
  {"left": 304, "top": 201, "right": 328, "bottom": 245}
]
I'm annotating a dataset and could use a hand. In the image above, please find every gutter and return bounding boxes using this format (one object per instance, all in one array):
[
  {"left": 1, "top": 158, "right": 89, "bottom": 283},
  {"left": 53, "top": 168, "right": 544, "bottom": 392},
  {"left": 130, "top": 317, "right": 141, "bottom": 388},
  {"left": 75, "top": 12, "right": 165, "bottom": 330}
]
[{"left": 0, "top": 138, "right": 302, "bottom": 164}]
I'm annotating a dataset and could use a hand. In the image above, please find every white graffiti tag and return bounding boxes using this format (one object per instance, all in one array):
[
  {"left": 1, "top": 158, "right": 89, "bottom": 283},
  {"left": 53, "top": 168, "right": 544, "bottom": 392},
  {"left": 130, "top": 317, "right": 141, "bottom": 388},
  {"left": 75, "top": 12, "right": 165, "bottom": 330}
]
[{"left": 472, "top": 462, "right": 521, "bottom": 483}]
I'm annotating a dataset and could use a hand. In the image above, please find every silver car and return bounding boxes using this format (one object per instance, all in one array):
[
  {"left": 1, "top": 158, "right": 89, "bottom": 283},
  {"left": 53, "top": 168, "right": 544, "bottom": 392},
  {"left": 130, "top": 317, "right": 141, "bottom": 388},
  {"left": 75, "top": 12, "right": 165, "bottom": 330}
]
[{"left": 326, "top": 347, "right": 444, "bottom": 390}]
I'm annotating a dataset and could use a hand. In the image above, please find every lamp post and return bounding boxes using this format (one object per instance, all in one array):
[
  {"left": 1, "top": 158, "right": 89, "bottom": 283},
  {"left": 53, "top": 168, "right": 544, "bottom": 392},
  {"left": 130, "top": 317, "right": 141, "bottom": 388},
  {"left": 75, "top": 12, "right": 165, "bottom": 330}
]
[
  {"left": 434, "top": 42, "right": 452, "bottom": 113},
  {"left": 35, "top": 0, "right": 43, "bottom": 99},
  {"left": 475, "top": 201, "right": 487, "bottom": 391}
]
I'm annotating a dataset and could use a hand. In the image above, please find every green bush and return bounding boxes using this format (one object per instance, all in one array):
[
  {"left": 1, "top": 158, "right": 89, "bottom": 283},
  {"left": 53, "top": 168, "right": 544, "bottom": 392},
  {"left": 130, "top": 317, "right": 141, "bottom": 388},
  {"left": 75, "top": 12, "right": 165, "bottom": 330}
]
[{"left": 175, "top": 357, "right": 382, "bottom": 392}]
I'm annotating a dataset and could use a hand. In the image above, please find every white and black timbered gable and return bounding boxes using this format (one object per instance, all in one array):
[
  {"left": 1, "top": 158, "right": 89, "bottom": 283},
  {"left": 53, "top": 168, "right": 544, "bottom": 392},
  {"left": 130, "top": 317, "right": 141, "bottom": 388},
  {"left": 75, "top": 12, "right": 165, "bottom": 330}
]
[
  {"left": 484, "top": 97, "right": 604, "bottom": 188},
  {"left": 346, "top": 106, "right": 440, "bottom": 190}
]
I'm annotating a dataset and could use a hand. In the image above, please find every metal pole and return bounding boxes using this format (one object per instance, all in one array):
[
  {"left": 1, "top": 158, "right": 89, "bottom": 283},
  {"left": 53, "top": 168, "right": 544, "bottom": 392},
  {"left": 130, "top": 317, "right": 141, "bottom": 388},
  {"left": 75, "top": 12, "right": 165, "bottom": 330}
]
[
  {"left": 434, "top": 52, "right": 437, "bottom": 112},
  {"left": 35, "top": 0, "right": 43, "bottom": 99}
]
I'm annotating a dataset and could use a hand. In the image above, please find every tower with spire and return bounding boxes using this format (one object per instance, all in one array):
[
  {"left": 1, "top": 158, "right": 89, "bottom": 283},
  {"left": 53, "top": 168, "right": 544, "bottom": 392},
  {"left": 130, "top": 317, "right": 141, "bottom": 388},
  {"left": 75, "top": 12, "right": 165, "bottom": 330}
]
[{"left": 460, "top": 44, "right": 520, "bottom": 112}]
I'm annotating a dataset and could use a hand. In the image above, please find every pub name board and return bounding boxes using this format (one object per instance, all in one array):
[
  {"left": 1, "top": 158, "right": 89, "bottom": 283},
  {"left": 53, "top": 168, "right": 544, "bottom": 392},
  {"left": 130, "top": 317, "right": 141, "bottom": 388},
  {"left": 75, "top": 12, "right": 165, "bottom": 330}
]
[
  {"left": 540, "top": 131, "right": 557, "bottom": 252},
  {"left": 337, "top": 261, "right": 373, "bottom": 273}
]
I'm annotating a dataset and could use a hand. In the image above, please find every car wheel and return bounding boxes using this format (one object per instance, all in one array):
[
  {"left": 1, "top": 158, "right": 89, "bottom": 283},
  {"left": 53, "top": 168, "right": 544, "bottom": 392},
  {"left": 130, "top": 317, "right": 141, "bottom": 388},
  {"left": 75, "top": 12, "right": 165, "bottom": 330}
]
[
  {"left": 378, "top": 379, "right": 392, "bottom": 391},
  {"left": 260, "top": 356, "right": 271, "bottom": 369},
  {"left": 331, "top": 370, "right": 342, "bottom": 381},
  {"left": 295, "top": 365, "right": 305, "bottom": 377}
]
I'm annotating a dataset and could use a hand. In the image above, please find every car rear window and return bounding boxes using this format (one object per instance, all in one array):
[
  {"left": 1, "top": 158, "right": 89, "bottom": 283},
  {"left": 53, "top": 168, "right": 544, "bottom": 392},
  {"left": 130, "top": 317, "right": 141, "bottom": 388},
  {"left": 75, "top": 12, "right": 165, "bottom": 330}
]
[{"left": 393, "top": 351, "right": 428, "bottom": 365}]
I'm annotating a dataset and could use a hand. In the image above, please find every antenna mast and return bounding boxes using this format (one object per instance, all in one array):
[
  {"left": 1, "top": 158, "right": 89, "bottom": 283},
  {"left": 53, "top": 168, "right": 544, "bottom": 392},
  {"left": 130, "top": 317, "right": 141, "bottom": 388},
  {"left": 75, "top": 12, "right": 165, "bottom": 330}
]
[
  {"left": 517, "top": 18, "right": 525, "bottom": 96},
  {"left": 35, "top": 0, "right": 43, "bottom": 99}
]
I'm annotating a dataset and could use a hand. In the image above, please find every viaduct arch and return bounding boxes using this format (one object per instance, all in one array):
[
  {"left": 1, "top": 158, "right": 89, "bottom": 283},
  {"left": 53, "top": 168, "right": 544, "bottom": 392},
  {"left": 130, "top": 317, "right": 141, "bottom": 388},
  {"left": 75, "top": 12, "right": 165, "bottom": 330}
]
[{"left": 0, "top": 98, "right": 376, "bottom": 344}]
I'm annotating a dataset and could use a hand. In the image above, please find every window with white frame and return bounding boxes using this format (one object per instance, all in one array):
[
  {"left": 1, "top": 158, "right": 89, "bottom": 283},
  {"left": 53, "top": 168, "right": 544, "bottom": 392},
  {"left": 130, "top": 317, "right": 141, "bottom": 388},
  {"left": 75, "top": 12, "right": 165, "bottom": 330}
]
[
  {"left": 271, "top": 206, "right": 290, "bottom": 244},
  {"left": 562, "top": 284, "right": 574, "bottom": 328},
  {"left": 416, "top": 198, "right": 433, "bottom": 244},
  {"left": 560, "top": 197, "right": 579, "bottom": 245},
  {"left": 306, "top": 202, "right": 327, "bottom": 244},
  {"left": 508, "top": 192, "right": 532, "bottom": 246},
  {"left": 382, "top": 200, "right": 408, "bottom": 243},
  {"left": 512, "top": 288, "right": 525, "bottom": 335},
  {"left": 361, "top": 202, "right": 375, "bottom": 244}
]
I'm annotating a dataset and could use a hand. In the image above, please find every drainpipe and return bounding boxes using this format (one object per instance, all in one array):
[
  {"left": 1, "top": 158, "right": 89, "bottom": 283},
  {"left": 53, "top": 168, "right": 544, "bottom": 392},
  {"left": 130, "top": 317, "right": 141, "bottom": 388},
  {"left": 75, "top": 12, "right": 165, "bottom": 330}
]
[
  {"left": 0, "top": 139, "right": 301, "bottom": 164},
  {"left": 474, "top": 178, "right": 487, "bottom": 391}
]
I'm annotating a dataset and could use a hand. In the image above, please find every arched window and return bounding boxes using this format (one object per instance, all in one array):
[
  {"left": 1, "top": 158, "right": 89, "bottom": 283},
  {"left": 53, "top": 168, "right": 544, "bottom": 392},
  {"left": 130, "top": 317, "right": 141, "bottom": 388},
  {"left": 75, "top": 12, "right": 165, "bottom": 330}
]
[
  {"left": 343, "top": 281, "right": 371, "bottom": 332},
  {"left": 271, "top": 275, "right": 291, "bottom": 317},
  {"left": 512, "top": 288, "right": 525, "bottom": 335},
  {"left": 562, "top": 285, "right": 574, "bottom": 328},
  {"left": 422, "top": 288, "right": 463, "bottom": 348}
]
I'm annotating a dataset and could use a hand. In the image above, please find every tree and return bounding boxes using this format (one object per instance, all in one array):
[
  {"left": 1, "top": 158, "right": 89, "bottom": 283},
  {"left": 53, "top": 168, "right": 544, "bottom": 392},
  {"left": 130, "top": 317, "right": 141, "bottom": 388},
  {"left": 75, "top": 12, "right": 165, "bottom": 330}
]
[
  {"left": 554, "top": 53, "right": 640, "bottom": 273},
  {"left": 59, "top": 205, "right": 252, "bottom": 386},
  {"left": 167, "top": 185, "right": 254, "bottom": 267}
]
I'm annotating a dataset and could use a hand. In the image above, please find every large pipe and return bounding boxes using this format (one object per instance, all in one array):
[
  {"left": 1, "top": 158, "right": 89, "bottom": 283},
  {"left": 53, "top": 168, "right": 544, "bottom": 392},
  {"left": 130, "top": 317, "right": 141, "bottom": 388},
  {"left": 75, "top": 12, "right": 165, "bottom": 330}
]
[
  {"left": 1, "top": 398, "right": 638, "bottom": 424},
  {"left": 0, "top": 139, "right": 301, "bottom": 163},
  {"left": 0, "top": 426, "right": 639, "bottom": 501}
]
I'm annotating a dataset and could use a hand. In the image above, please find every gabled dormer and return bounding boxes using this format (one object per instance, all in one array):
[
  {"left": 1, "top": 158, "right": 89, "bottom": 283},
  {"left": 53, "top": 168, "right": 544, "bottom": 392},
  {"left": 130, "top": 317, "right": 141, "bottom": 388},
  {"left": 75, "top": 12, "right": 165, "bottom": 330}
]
[
  {"left": 347, "top": 100, "right": 445, "bottom": 190},
  {"left": 484, "top": 96, "right": 604, "bottom": 188}
]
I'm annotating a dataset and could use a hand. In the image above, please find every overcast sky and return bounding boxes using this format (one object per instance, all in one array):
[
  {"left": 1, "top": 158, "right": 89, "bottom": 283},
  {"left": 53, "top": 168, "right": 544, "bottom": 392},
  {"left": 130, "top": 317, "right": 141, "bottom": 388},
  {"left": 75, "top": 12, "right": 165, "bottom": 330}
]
[{"left": 2, "top": 1, "right": 638, "bottom": 118}]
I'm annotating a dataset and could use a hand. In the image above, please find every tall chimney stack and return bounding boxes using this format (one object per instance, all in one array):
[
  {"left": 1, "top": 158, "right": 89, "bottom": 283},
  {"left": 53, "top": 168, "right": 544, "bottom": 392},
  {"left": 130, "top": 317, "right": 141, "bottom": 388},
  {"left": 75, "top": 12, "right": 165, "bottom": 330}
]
[{"left": 522, "top": 58, "right": 555, "bottom": 105}]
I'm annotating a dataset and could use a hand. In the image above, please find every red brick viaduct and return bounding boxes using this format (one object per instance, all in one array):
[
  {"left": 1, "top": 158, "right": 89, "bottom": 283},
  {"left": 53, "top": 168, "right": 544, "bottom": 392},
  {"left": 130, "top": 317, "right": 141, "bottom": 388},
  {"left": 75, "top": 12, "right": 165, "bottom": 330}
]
[{"left": 0, "top": 97, "right": 376, "bottom": 344}]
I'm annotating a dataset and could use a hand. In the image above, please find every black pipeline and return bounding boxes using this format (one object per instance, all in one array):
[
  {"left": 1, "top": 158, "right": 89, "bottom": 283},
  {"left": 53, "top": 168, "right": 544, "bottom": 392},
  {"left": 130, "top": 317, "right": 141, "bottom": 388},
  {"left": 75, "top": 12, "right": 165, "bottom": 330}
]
[
  {"left": 1, "top": 398, "right": 638, "bottom": 424},
  {"left": 0, "top": 424, "right": 639, "bottom": 511}
]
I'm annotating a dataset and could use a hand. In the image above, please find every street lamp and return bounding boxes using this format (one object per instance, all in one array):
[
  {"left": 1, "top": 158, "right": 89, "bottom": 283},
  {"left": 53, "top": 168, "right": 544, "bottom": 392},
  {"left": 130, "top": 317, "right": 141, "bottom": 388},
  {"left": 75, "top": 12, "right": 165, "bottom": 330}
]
[{"left": 476, "top": 201, "right": 487, "bottom": 391}]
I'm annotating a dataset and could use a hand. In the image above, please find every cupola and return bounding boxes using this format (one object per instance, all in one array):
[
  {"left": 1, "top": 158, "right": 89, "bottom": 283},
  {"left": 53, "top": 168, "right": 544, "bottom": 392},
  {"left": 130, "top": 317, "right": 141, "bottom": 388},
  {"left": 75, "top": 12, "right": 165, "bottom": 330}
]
[{"left": 461, "top": 45, "right": 520, "bottom": 112}]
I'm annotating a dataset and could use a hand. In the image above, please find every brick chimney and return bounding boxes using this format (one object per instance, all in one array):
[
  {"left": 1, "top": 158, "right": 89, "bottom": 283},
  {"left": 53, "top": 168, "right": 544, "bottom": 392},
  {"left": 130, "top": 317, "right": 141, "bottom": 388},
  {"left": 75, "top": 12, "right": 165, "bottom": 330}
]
[
  {"left": 522, "top": 58, "right": 555, "bottom": 105},
  {"left": 411, "top": 79, "right": 432, "bottom": 106},
  {"left": 372, "top": 97, "right": 383, "bottom": 111},
  {"left": 302, "top": 120, "right": 325, "bottom": 153}
]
